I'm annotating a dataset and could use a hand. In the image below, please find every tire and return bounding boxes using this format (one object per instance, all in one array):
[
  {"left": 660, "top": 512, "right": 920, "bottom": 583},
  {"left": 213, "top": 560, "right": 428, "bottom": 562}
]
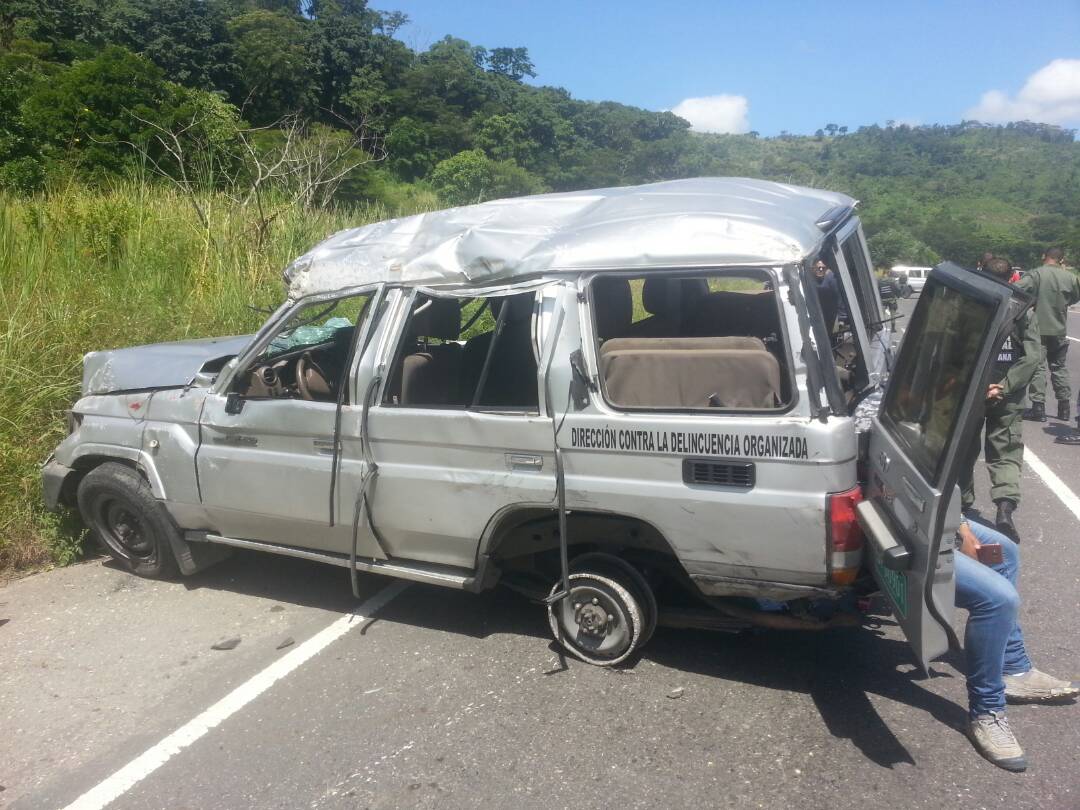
[
  {"left": 570, "top": 552, "right": 658, "bottom": 646},
  {"left": 547, "top": 572, "right": 644, "bottom": 666},
  {"left": 76, "top": 462, "right": 180, "bottom": 578}
]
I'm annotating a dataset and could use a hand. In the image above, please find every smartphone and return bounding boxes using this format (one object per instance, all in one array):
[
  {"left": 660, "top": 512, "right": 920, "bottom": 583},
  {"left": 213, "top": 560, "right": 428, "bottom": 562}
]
[{"left": 977, "top": 544, "right": 1004, "bottom": 565}]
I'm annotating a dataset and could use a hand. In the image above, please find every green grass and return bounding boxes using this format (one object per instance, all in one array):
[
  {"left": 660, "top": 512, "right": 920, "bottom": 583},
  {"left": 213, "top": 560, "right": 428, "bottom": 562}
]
[{"left": 0, "top": 180, "right": 432, "bottom": 573}]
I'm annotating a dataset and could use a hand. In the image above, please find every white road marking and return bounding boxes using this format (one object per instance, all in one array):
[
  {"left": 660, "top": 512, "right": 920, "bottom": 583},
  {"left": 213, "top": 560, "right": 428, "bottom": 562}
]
[
  {"left": 1068, "top": 336, "right": 1079, "bottom": 343},
  {"left": 63, "top": 581, "right": 409, "bottom": 810},
  {"left": 1025, "top": 448, "right": 1080, "bottom": 524}
]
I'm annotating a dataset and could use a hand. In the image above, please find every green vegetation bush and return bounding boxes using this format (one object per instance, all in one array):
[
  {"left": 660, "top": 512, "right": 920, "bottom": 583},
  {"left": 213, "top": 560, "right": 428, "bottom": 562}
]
[{"left": 0, "top": 182, "right": 403, "bottom": 572}]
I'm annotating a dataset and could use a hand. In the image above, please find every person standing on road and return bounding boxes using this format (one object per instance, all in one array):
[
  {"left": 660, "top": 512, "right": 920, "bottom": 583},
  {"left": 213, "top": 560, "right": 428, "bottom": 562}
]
[
  {"left": 1019, "top": 248, "right": 1080, "bottom": 422},
  {"left": 959, "top": 258, "right": 1041, "bottom": 540},
  {"left": 955, "top": 519, "right": 1079, "bottom": 771}
]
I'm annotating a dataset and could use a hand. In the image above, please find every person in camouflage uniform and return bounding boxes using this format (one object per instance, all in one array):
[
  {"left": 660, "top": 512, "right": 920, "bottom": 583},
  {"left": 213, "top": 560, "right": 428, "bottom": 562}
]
[
  {"left": 959, "top": 258, "right": 1041, "bottom": 540},
  {"left": 1019, "top": 248, "right": 1080, "bottom": 422}
]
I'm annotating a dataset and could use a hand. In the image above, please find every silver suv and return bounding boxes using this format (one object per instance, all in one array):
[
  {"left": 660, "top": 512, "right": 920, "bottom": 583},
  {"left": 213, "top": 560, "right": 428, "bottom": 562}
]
[{"left": 43, "top": 178, "right": 1026, "bottom": 668}]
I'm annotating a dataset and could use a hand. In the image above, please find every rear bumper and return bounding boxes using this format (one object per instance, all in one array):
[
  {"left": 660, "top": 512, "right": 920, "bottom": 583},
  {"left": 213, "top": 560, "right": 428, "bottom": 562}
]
[{"left": 41, "top": 456, "right": 73, "bottom": 511}]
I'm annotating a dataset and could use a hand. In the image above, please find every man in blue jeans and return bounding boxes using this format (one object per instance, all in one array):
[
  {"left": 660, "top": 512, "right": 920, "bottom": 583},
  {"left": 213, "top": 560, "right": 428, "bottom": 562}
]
[{"left": 955, "top": 519, "right": 1079, "bottom": 770}]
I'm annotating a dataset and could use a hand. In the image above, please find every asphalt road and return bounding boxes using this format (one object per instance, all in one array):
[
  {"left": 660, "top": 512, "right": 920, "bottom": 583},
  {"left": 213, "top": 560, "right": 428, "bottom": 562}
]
[{"left": 3, "top": 297, "right": 1079, "bottom": 810}]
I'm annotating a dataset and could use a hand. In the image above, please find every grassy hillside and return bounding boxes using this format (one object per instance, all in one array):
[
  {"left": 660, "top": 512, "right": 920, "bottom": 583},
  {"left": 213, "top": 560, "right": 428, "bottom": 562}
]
[{"left": 0, "top": 182, "right": 408, "bottom": 571}]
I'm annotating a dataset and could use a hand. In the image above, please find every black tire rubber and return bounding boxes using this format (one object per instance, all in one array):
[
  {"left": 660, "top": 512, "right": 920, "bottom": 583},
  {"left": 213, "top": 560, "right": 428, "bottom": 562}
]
[
  {"left": 570, "top": 552, "right": 659, "bottom": 646},
  {"left": 76, "top": 462, "right": 180, "bottom": 578}
]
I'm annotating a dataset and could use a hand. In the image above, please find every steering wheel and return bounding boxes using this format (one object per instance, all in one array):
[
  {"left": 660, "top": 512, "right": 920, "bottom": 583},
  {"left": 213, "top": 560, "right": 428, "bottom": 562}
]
[{"left": 296, "top": 352, "right": 334, "bottom": 401}]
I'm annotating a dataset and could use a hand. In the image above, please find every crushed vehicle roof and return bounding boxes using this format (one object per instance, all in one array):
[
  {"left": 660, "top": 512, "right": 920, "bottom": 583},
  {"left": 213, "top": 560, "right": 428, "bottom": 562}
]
[{"left": 283, "top": 177, "right": 856, "bottom": 299}]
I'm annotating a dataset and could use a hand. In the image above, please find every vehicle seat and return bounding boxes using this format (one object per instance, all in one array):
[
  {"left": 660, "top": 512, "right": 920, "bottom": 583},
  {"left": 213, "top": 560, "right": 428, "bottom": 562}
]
[
  {"left": 600, "top": 336, "right": 781, "bottom": 409},
  {"left": 400, "top": 298, "right": 463, "bottom": 406},
  {"left": 592, "top": 277, "right": 633, "bottom": 342},
  {"left": 626, "top": 278, "right": 709, "bottom": 337},
  {"left": 688, "top": 291, "right": 778, "bottom": 342},
  {"left": 460, "top": 293, "right": 539, "bottom": 408}
]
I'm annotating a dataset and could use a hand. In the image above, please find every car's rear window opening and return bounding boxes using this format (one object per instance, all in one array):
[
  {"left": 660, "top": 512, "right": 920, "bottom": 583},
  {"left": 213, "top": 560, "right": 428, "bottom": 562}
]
[{"left": 590, "top": 272, "right": 791, "bottom": 412}]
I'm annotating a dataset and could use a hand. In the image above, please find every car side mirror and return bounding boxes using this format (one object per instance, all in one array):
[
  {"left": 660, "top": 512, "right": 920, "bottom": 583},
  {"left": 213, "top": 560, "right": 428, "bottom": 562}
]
[{"left": 225, "top": 391, "right": 246, "bottom": 415}]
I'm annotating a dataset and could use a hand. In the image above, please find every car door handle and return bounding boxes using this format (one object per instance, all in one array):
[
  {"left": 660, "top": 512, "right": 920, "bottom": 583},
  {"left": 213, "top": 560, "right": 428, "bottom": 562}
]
[
  {"left": 313, "top": 439, "right": 339, "bottom": 456},
  {"left": 506, "top": 453, "right": 543, "bottom": 472}
]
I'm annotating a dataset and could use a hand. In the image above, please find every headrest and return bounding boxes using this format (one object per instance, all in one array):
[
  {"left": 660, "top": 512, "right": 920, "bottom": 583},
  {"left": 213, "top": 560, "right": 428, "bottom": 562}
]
[
  {"left": 642, "top": 278, "right": 709, "bottom": 318},
  {"left": 409, "top": 297, "right": 461, "bottom": 340},
  {"left": 593, "top": 277, "right": 632, "bottom": 341},
  {"left": 490, "top": 293, "right": 535, "bottom": 323}
]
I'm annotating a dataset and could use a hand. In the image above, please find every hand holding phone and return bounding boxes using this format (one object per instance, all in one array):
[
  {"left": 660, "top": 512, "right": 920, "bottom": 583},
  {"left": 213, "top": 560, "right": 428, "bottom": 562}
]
[{"left": 976, "top": 544, "right": 1004, "bottom": 565}]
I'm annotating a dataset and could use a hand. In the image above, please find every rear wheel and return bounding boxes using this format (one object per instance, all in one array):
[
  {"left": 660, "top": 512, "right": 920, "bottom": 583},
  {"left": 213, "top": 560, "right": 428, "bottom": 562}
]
[
  {"left": 547, "top": 570, "right": 645, "bottom": 666},
  {"left": 77, "top": 462, "right": 179, "bottom": 579},
  {"left": 570, "top": 552, "right": 658, "bottom": 645}
]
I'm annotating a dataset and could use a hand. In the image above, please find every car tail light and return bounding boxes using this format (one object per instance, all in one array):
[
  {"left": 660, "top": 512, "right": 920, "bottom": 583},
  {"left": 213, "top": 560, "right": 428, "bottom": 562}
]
[{"left": 828, "top": 486, "right": 864, "bottom": 586}]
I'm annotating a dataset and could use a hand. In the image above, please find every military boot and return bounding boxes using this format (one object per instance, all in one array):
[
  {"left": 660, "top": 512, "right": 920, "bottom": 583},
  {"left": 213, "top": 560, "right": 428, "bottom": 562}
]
[
  {"left": 995, "top": 498, "right": 1018, "bottom": 542},
  {"left": 1058, "top": 400, "right": 1072, "bottom": 421},
  {"left": 1023, "top": 402, "right": 1046, "bottom": 422}
]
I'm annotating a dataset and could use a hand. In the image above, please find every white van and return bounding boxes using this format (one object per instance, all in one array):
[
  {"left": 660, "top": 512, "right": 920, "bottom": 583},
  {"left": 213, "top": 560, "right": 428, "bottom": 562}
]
[{"left": 892, "top": 265, "right": 932, "bottom": 296}]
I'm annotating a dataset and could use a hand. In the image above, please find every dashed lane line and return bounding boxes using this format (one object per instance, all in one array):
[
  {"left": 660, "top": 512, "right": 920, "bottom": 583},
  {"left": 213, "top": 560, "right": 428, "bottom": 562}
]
[
  {"left": 1025, "top": 448, "right": 1080, "bottom": 524},
  {"left": 62, "top": 580, "right": 410, "bottom": 810}
]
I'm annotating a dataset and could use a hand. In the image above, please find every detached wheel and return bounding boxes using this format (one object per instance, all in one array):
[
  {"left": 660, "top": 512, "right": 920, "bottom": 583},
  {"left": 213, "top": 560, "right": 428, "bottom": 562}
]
[
  {"left": 570, "top": 552, "right": 658, "bottom": 645},
  {"left": 547, "top": 572, "right": 644, "bottom": 666},
  {"left": 77, "top": 462, "right": 179, "bottom": 578}
]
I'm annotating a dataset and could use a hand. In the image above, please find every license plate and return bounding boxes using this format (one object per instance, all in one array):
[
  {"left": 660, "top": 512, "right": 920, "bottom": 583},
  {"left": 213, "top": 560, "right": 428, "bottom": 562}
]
[{"left": 875, "top": 558, "right": 908, "bottom": 618}]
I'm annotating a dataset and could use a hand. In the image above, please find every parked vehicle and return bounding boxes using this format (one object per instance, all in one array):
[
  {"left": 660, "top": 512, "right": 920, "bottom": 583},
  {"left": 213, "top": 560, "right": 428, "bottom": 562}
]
[
  {"left": 891, "top": 265, "right": 932, "bottom": 296},
  {"left": 43, "top": 178, "right": 1025, "bottom": 669}
]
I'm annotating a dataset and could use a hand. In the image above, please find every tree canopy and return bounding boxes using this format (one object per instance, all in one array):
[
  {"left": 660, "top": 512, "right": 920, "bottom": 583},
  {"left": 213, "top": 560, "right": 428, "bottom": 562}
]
[{"left": 1, "top": 0, "right": 1078, "bottom": 266}]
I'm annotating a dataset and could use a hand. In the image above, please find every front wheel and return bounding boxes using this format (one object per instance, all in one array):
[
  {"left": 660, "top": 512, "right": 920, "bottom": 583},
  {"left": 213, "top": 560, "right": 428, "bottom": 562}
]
[
  {"left": 77, "top": 462, "right": 179, "bottom": 578},
  {"left": 547, "top": 571, "right": 646, "bottom": 666}
]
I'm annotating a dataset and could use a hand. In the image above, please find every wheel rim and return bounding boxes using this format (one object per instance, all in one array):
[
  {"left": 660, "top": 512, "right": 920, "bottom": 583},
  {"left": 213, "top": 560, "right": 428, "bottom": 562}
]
[
  {"left": 549, "top": 574, "right": 640, "bottom": 664},
  {"left": 96, "top": 497, "right": 155, "bottom": 562},
  {"left": 570, "top": 553, "right": 658, "bottom": 646}
]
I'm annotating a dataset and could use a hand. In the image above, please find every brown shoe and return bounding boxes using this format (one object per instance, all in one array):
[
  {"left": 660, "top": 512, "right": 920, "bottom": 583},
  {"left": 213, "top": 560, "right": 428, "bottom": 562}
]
[
  {"left": 968, "top": 712, "right": 1027, "bottom": 771},
  {"left": 1004, "top": 668, "right": 1080, "bottom": 704}
]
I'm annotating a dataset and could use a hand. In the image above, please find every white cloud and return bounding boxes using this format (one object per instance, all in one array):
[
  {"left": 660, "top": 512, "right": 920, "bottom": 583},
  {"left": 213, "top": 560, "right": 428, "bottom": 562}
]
[
  {"left": 966, "top": 58, "right": 1080, "bottom": 125},
  {"left": 670, "top": 94, "right": 750, "bottom": 134}
]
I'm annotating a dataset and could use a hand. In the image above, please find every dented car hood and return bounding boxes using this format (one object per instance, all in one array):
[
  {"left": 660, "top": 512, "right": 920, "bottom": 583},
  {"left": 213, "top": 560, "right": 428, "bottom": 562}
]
[{"left": 82, "top": 335, "right": 253, "bottom": 396}]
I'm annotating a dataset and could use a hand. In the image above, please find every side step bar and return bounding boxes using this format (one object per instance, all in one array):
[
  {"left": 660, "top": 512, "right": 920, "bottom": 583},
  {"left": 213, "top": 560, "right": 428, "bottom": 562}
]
[{"left": 186, "top": 532, "right": 476, "bottom": 590}]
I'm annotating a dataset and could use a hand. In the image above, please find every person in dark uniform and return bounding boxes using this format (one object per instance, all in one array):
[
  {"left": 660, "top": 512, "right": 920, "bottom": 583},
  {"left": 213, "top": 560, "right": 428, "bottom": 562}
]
[
  {"left": 1019, "top": 248, "right": 1080, "bottom": 422},
  {"left": 959, "top": 258, "right": 1041, "bottom": 540},
  {"left": 812, "top": 258, "right": 840, "bottom": 334}
]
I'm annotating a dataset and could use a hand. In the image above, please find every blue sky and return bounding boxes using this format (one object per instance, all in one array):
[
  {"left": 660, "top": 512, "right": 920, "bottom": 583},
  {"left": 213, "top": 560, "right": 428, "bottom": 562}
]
[{"left": 381, "top": 0, "right": 1080, "bottom": 136}]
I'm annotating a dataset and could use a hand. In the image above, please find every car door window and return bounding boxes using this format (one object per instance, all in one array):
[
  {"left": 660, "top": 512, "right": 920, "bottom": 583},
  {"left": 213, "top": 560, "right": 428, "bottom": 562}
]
[
  {"left": 880, "top": 281, "right": 995, "bottom": 482},
  {"left": 383, "top": 291, "right": 540, "bottom": 412},
  {"left": 587, "top": 270, "right": 793, "bottom": 412},
  {"left": 234, "top": 292, "right": 374, "bottom": 403}
]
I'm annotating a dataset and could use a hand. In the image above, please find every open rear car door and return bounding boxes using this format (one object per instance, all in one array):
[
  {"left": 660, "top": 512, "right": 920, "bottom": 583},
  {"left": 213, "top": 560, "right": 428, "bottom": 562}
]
[{"left": 857, "top": 261, "right": 1030, "bottom": 671}]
